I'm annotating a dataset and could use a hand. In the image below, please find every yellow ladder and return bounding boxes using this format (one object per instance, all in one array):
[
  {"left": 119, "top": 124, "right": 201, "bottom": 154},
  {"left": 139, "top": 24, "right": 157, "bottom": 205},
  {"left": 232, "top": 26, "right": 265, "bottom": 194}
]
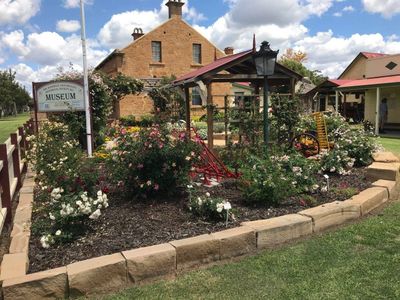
[{"left": 312, "top": 112, "right": 330, "bottom": 150}]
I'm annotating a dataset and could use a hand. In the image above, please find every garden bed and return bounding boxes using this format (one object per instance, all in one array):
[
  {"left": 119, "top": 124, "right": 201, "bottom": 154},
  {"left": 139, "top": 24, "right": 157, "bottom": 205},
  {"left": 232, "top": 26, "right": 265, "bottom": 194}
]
[{"left": 28, "top": 167, "right": 372, "bottom": 273}]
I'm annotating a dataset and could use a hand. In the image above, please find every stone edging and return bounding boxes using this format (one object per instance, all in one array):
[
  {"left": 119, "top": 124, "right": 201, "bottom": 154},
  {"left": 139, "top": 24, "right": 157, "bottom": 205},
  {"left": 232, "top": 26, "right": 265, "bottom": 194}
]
[{"left": 1, "top": 153, "right": 399, "bottom": 299}]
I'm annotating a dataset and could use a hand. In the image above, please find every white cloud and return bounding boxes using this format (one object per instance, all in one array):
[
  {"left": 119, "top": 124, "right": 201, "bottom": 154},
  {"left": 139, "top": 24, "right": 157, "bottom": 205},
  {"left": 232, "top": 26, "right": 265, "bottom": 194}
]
[
  {"left": 98, "top": 10, "right": 165, "bottom": 49},
  {"left": 362, "top": 0, "right": 400, "bottom": 18},
  {"left": 343, "top": 5, "right": 354, "bottom": 12},
  {"left": 333, "top": 12, "right": 343, "bottom": 17},
  {"left": 63, "top": 0, "right": 93, "bottom": 9},
  {"left": 1, "top": 30, "right": 107, "bottom": 74},
  {"left": 0, "top": 0, "right": 41, "bottom": 25},
  {"left": 225, "top": 0, "right": 334, "bottom": 28},
  {"left": 56, "top": 20, "right": 81, "bottom": 33},
  {"left": 294, "top": 31, "right": 400, "bottom": 78},
  {"left": 1, "top": 30, "right": 29, "bottom": 57}
]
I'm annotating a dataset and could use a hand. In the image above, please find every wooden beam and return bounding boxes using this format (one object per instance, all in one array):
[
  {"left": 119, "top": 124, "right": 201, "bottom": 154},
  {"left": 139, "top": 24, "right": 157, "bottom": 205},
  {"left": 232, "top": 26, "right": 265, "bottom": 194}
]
[
  {"left": 208, "top": 73, "right": 291, "bottom": 82},
  {"left": 206, "top": 83, "right": 214, "bottom": 150}
]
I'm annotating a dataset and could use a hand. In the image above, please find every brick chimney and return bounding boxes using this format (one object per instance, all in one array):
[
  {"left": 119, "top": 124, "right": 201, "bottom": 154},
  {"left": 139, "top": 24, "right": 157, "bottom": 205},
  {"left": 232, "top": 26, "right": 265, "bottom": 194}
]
[
  {"left": 166, "top": 0, "right": 185, "bottom": 19},
  {"left": 131, "top": 28, "right": 144, "bottom": 40},
  {"left": 224, "top": 47, "right": 234, "bottom": 55}
]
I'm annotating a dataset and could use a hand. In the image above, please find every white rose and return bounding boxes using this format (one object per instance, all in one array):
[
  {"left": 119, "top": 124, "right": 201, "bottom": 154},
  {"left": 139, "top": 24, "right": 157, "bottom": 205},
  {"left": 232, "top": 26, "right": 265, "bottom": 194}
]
[{"left": 223, "top": 202, "right": 232, "bottom": 210}]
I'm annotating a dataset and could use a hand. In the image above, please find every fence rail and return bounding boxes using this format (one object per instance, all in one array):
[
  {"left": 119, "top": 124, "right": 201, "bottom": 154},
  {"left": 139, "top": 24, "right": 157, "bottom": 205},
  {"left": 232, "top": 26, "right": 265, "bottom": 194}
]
[{"left": 0, "top": 119, "right": 34, "bottom": 232}]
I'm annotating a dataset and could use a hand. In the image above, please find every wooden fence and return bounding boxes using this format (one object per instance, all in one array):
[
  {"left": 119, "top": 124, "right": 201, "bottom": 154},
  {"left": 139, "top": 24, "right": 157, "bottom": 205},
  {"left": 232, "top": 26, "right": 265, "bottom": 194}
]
[{"left": 0, "top": 119, "right": 34, "bottom": 232}]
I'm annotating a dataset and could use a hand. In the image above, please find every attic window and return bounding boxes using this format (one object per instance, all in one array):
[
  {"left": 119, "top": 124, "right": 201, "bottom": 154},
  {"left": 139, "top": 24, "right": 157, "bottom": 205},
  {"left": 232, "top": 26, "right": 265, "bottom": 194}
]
[
  {"left": 385, "top": 61, "right": 397, "bottom": 70},
  {"left": 193, "top": 44, "right": 202, "bottom": 64},
  {"left": 152, "top": 41, "right": 162, "bottom": 62}
]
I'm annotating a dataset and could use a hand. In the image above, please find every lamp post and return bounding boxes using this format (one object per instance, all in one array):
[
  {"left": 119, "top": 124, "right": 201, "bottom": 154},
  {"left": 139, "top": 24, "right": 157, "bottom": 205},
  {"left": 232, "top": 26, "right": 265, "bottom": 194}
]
[{"left": 253, "top": 41, "right": 279, "bottom": 147}]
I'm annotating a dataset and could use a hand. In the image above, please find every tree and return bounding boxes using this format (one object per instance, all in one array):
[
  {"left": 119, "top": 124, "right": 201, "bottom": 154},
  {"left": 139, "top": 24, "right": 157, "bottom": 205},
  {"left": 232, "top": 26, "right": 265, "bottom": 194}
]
[
  {"left": 280, "top": 48, "right": 308, "bottom": 63},
  {"left": 279, "top": 49, "right": 327, "bottom": 86},
  {"left": 0, "top": 69, "right": 31, "bottom": 117}
]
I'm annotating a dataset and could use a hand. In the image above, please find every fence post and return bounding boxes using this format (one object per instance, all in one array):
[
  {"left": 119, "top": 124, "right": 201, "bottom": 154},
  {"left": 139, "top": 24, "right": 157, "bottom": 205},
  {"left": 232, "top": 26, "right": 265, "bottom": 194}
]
[
  {"left": 0, "top": 144, "right": 12, "bottom": 224},
  {"left": 10, "top": 133, "right": 22, "bottom": 190},
  {"left": 18, "top": 127, "right": 27, "bottom": 174}
]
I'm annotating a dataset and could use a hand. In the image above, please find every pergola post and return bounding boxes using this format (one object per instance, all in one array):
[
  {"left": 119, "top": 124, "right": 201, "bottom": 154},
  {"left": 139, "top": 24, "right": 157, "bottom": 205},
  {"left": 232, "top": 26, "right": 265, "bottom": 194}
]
[
  {"left": 206, "top": 83, "right": 214, "bottom": 150},
  {"left": 343, "top": 93, "right": 347, "bottom": 118},
  {"left": 375, "top": 87, "right": 381, "bottom": 135},
  {"left": 324, "top": 94, "right": 329, "bottom": 111},
  {"left": 335, "top": 90, "right": 339, "bottom": 112},
  {"left": 290, "top": 78, "right": 296, "bottom": 99},
  {"left": 184, "top": 87, "right": 191, "bottom": 137}
]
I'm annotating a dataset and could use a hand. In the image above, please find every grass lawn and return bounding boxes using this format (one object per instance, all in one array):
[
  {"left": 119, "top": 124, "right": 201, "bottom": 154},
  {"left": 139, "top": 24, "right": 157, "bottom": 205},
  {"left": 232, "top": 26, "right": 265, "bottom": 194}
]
[
  {"left": 0, "top": 113, "right": 30, "bottom": 143},
  {"left": 104, "top": 199, "right": 400, "bottom": 300},
  {"left": 378, "top": 137, "right": 400, "bottom": 157}
]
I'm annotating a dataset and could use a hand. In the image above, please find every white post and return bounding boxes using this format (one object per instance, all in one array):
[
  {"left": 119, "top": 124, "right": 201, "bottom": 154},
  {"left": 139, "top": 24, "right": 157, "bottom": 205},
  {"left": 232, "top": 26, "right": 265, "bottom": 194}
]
[
  {"left": 375, "top": 87, "right": 380, "bottom": 135},
  {"left": 335, "top": 90, "right": 339, "bottom": 113},
  {"left": 80, "top": 0, "right": 93, "bottom": 157}
]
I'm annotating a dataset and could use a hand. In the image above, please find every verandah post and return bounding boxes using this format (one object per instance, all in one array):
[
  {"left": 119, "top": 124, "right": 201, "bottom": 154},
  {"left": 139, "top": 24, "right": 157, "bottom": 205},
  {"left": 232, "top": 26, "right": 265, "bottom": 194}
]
[{"left": 206, "top": 83, "right": 214, "bottom": 150}]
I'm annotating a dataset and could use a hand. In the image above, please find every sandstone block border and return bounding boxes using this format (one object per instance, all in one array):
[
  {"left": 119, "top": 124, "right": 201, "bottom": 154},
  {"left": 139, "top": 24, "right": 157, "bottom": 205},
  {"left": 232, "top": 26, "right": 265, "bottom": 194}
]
[{"left": 1, "top": 153, "right": 399, "bottom": 299}]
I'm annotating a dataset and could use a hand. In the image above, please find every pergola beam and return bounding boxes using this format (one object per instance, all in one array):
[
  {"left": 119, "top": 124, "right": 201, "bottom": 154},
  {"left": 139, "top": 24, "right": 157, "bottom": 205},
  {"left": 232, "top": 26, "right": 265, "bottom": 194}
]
[{"left": 206, "top": 73, "right": 291, "bottom": 82}]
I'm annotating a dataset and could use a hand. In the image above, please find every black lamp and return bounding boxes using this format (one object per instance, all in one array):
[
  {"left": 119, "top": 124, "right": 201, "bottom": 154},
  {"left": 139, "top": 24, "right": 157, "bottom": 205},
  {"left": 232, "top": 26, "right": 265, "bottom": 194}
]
[{"left": 253, "top": 41, "right": 279, "bottom": 147}]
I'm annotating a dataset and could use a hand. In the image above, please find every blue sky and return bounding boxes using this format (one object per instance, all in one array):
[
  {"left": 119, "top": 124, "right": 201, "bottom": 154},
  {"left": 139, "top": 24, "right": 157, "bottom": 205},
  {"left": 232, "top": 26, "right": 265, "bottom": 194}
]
[{"left": 1, "top": 0, "right": 400, "bottom": 89}]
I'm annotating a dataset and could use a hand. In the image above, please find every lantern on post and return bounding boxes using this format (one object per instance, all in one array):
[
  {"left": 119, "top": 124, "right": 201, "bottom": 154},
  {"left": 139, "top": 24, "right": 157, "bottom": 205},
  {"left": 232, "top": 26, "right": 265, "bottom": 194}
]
[{"left": 253, "top": 41, "right": 279, "bottom": 148}]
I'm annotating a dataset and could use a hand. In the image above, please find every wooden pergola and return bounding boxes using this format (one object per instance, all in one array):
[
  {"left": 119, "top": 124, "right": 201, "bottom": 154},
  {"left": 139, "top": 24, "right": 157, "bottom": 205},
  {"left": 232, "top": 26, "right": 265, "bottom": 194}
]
[{"left": 173, "top": 48, "right": 303, "bottom": 149}]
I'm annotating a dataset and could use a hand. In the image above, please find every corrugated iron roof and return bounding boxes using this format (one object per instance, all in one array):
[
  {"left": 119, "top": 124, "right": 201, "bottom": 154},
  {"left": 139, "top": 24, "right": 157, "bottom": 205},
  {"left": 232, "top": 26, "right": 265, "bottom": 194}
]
[
  {"left": 338, "top": 75, "right": 400, "bottom": 89},
  {"left": 174, "top": 50, "right": 253, "bottom": 83},
  {"left": 361, "top": 52, "right": 387, "bottom": 59}
]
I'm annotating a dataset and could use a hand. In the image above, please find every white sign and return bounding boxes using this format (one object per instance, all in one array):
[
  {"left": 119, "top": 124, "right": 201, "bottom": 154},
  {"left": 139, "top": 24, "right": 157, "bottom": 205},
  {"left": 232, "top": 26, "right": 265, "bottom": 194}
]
[{"left": 36, "top": 81, "right": 85, "bottom": 112}]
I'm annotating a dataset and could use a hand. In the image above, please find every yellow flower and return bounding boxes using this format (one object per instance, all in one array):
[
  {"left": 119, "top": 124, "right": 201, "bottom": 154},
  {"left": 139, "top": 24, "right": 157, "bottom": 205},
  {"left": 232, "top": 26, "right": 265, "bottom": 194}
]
[{"left": 126, "top": 126, "right": 141, "bottom": 134}]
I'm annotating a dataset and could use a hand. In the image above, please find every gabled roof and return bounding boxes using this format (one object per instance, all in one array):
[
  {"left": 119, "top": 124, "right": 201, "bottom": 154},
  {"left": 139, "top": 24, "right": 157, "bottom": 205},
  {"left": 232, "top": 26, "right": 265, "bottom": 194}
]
[
  {"left": 174, "top": 49, "right": 303, "bottom": 86},
  {"left": 96, "top": 17, "right": 225, "bottom": 71},
  {"left": 175, "top": 50, "right": 253, "bottom": 83},
  {"left": 338, "top": 51, "right": 388, "bottom": 79}
]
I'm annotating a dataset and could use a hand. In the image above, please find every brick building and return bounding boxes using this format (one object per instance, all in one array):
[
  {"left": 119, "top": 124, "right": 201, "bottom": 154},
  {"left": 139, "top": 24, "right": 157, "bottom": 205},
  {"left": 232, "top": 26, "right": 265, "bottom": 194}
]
[{"left": 96, "top": 0, "right": 232, "bottom": 118}]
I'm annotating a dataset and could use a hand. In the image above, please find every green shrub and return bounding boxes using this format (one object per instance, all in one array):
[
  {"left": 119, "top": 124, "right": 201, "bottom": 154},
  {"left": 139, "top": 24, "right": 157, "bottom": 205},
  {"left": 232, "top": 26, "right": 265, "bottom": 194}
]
[
  {"left": 106, "top": 124, "right": 201, "bottom": 198},
  {"left": 239, "top": 152, "right": 318, "bottom": 207},
  {"left": 213, "top": 122, "right": 225, "bottom": 133},
  {"left": 119, "top": 115, "right": 154, "bottom": 127}
]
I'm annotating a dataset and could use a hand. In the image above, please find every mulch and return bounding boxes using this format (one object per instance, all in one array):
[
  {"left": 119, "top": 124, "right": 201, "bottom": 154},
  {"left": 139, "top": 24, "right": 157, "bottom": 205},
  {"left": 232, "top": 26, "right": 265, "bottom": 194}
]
[{"left": 28, "top": 167, "right": 372, "bottom": 273}]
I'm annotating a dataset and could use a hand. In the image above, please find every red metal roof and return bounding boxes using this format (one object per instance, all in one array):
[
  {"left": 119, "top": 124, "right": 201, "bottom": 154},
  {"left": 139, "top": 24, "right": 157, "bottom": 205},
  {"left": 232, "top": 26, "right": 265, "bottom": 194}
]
[
  {"left": 361, "top": 52, "right": 387, "bottom": 59},
  {"left": 175, "top": 49, "right": 253, "bottom": 83},
  {"left": 338, "top": 75, "right": 400, "bottom": 89}
]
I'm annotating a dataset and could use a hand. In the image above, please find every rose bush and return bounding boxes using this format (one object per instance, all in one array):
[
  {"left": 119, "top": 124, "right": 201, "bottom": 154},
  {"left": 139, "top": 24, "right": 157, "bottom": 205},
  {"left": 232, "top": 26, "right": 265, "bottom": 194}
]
[
  {"left": 106, "top": 123, "right": 201, "bottom": 198},
  {"left": 27, "top": 121, "right": 109, "bottom": 247},
  {"left": 239, "top": 151, "right": 319, "bottom": 207}
]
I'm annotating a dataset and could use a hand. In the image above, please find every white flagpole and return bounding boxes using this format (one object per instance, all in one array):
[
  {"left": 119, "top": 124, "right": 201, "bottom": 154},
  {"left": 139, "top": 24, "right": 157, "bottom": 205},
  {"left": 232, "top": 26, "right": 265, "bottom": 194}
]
[{"left": 79, "top": 0, "right": 93, "bottom": 157}]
